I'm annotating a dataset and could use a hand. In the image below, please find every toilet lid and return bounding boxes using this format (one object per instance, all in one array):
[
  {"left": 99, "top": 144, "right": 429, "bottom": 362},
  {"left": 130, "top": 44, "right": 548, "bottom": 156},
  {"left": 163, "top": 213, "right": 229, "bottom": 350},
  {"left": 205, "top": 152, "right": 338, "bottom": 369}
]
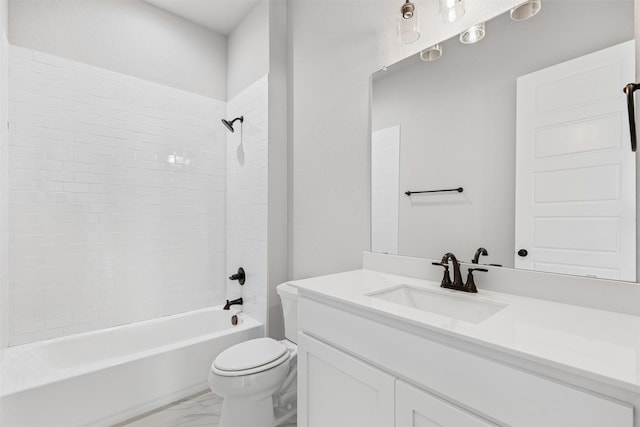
[{"left": 214, "top": 337, "right": 288, "bottom": 372}]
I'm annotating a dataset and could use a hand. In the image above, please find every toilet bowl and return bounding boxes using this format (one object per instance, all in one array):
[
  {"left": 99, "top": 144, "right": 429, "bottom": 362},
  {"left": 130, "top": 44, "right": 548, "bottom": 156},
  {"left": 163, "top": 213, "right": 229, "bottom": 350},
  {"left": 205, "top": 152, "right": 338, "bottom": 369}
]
[{"left": 208, "top": 283, "right": 298, "bottom": 427}]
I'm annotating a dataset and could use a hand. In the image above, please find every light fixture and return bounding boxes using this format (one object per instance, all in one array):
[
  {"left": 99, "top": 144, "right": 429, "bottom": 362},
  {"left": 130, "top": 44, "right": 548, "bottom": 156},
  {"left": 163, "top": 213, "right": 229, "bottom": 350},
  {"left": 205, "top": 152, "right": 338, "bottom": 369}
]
[
  {"left": 400, "top": 0, "right": 415, "bottom": 18},
  {"left": 398, "top": 0, "right": 420, "bottom": 44},
  {"left": 510, "top": 0, "right": 541, "bottom": 21},
  {"left": 439, "top": 0, "right": 465, "bottom": 23},
  {"left": 460, "top": 22, "right": 485, "bottom": 44},
  {"left": 420, "top": 44, "right": 443, "bottom": 62}
]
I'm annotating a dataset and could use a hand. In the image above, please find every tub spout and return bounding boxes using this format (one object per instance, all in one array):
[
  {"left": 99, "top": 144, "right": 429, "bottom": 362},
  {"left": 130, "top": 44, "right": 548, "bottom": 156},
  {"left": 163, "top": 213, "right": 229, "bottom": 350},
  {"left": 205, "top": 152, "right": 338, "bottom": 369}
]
[{"left": 223, "top": 298, "right": 243, "bottom": 310}]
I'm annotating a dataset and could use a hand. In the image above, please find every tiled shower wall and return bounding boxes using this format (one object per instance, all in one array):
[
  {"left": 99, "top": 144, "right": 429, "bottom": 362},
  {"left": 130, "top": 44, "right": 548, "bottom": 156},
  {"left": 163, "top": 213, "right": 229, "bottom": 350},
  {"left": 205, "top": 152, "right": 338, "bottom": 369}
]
[
  {"left": 7, "top": 45, "right": 227, "bottom": 345},
  {"left": 226, "top": 75, "right": 268, "bottom": 327}
]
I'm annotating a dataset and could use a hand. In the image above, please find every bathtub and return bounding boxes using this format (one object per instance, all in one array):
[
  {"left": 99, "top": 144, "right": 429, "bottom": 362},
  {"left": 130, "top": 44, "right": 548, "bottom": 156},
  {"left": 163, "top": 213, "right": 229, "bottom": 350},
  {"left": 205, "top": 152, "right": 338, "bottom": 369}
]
[{"left": 0, "top": 307, "right": 263, "bottom": 427}]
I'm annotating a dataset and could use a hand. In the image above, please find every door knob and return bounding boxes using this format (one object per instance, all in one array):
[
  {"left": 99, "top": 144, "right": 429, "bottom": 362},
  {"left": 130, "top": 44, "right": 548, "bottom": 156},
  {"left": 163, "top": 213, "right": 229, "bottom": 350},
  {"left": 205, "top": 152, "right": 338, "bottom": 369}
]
[{"left": 517, "top": 249, "right": 528, "bottom": 257}]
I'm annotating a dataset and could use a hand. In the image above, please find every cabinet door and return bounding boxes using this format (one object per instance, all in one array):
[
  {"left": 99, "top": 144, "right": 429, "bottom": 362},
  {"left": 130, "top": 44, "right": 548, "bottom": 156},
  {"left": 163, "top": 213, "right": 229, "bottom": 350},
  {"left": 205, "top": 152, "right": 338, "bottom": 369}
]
[
  {"left": 396, "top": 380, "right": 495, "bottom": 427},
  {"left": 298, "top": 333, "right": 395, "bottom": 427}
]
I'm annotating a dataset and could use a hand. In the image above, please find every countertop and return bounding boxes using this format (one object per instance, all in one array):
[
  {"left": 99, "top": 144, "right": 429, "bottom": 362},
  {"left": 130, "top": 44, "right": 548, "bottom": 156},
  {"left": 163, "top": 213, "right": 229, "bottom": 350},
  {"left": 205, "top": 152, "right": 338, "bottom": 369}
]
[{"left": 290, "top": 269, "right": 640, "bottom": 394}]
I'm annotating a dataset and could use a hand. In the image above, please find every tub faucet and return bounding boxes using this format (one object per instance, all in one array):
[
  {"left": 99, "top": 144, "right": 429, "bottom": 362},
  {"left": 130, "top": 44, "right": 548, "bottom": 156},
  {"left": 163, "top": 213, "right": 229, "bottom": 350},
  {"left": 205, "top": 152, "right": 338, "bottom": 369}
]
[{"left": 223, "top": 297, "right": 243, "bottom": 310}]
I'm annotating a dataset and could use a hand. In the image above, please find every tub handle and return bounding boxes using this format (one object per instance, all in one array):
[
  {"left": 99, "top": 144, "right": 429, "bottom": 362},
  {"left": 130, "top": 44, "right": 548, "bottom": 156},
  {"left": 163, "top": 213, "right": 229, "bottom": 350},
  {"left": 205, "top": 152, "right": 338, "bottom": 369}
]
[{"left": 229, "top": 267, "right": 245, "bottom": 285}]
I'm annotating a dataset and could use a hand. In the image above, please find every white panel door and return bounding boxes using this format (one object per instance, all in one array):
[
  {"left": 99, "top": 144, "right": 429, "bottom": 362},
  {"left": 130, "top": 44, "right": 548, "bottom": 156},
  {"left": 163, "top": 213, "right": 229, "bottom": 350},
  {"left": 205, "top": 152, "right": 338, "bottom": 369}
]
[
  {"left": 297, "top": 333, "right": 395, "bottom": 427},
  {"left": 515, "top": 40, "right": 636, "bottom": 281},
  {"left": 371, "top": 125, "right": 401, "bottom": 254},
  {"left": 396, "top": 380, "right": 495, "bottom": 427}
]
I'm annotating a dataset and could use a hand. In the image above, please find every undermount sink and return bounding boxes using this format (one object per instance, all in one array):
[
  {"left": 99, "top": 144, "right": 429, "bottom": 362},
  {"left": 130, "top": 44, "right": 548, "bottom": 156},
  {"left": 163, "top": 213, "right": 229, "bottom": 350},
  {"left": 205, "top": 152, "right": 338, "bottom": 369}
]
[{"left": 368, "top": 284, "right": 507, "bottom": 324}]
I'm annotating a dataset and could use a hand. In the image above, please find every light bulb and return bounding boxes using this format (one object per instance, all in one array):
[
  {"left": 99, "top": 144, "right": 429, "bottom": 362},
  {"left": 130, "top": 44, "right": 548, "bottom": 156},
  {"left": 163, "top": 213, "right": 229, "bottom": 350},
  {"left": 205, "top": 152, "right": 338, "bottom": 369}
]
[
  {"left": 420, "top": 44, "right": 443, "bottom": 62},
  {"left": 510, "top": 0, "right": 541, "bottom": 21},
  {"left": 460, "top": 22, "right": 485, "bottom": 44},
  {"left": 439, "top": 0, "right": 465, "bottom": 23}
]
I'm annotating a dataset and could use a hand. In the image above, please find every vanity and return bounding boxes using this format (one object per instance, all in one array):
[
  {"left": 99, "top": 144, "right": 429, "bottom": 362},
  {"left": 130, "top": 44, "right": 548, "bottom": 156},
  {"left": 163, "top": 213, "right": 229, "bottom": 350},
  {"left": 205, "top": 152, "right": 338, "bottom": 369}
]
[
  {"left": 292, "top": 254, "right": 640, "bottom": 427},
  {"left": 292, "top": 1, "right": 640, "bottom": 425}
]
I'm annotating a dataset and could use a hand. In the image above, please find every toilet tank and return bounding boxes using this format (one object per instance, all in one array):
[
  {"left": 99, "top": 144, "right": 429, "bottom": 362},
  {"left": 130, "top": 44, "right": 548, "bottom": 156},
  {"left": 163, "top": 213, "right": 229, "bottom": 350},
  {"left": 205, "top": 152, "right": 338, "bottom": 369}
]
[{"left": 276, "top": 282, "right": 298, "bottom": 343}]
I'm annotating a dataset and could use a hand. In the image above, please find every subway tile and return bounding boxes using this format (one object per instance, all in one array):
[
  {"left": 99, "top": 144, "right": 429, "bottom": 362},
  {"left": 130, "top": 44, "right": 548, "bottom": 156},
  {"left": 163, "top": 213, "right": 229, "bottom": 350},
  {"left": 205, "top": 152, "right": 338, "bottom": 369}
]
[
  {"left": 9, "top": 45, "right": 33, "bottom": 59},
  {"left": 44, "top": 315, "right": 73, "bottom": 329},
  {"left": 46, "top": 171, "right": 74, "bottom": 182},
  {"left": 34, "top": 328, "right": 64, "bottom": 341},
  {"left": 7, "top": 46, "right": 231, "bottom": 344},
  {"left": 9, "top": 333, "right": 35, "bottom": 346}
]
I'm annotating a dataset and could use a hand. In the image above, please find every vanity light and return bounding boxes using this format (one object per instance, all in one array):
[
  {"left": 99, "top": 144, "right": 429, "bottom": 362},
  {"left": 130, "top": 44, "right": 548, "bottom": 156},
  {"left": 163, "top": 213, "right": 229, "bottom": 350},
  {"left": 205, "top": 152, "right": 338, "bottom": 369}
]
[
  {"left": 439, "top": 0, "right": 465, "bottom": 23},
  {"left": 420, "top": 44, "right": 443, "bottom": 62},
  {"left": 398, "top": 0, "right": 420, "bottom": 44},
  {"left": 460, "top": 22, "right": 486, "bottom": 44},
  {"left": 510, "top": 0, "right": 541, "bottom": 21}
]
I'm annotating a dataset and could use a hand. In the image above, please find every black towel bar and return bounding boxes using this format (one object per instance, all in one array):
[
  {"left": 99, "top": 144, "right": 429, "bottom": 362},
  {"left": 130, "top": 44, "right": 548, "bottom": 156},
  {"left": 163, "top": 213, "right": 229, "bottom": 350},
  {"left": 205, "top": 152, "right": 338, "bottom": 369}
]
[
  {"left": 405, "top": 187, "right": 463, "bottom": 196},
  {"left": 624, "top": 83, "right": 639, "bottom": 152}
]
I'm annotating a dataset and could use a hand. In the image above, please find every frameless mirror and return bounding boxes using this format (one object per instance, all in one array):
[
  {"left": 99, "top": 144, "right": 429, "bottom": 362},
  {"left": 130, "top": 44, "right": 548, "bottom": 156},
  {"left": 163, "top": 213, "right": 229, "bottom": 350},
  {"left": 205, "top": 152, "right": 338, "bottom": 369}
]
[{"left": 371, "top": 0, "right": 636, "bottom": 282}]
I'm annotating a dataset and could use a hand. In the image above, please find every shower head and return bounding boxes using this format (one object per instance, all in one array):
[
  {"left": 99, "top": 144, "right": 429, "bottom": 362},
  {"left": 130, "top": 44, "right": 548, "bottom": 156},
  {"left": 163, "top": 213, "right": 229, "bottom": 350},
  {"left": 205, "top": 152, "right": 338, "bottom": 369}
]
[{"left": 221, "top": 116, "right": 244, "bottom": 133}]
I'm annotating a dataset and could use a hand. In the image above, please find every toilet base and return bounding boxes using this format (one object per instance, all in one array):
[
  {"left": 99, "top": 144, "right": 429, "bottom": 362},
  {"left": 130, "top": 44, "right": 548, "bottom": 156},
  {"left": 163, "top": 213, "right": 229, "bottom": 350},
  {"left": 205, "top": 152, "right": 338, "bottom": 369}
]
[{"left": 219, "top": 394, "right": 277, "bottom": 427}]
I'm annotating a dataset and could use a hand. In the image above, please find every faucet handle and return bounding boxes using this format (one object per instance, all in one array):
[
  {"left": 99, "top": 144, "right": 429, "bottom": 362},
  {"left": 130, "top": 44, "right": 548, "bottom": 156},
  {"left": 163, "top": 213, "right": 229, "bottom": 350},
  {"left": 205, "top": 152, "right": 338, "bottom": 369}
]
[
  {"left": 229, "top": 267, "right": 246, "bottom": 285},
  {"left": 432, "top": 262, "right": 452, "bottom": 286},
  {"left": 465, "top": 268, "right": 487, "bottom": 293}
]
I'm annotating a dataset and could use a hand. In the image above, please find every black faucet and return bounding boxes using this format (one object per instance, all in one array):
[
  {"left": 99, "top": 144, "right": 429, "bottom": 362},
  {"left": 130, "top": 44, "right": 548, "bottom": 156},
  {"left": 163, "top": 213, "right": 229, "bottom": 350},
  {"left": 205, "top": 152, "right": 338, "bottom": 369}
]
[
  {"left": 471, "top": 247, "right": 502, "bottom": 267},
  {"left": 223, "top": 297, "right": 243, "bottom": 310},
  {"left": 432, "top": 252, "right": 487, "bottom": 293},
  {"left": 472, "top": 247, "right": 488, "bottom": 264},
  {"left": 465, "top": 268, "right": 488, "bottom": 293},
  {"left": 441, "top": 253, "right": 464, "bottom": 287}
]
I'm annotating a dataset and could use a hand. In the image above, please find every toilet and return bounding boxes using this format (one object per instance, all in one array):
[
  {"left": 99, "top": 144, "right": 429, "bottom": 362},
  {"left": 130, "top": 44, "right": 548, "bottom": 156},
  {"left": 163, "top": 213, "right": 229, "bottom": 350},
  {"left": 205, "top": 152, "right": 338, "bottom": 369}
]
[{"left": 208, "top": 282, "right": 298, "bottom": 427}]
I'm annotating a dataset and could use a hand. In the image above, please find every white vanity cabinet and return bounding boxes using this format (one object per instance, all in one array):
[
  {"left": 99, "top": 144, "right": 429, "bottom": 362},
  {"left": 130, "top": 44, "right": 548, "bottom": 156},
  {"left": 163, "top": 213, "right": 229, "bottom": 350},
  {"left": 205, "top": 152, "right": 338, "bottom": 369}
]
[
  {"left": 297, "top": 292, "right": 635, "bottom": 427},
  {"left": 298, "top": 331, "right": 493, "bottom": 427},
  {"left": 396, "top": 380, "right": 495, "bottom": 427},
  {"left": 297, "top": 333, "right": 395, "bottom": 427}
]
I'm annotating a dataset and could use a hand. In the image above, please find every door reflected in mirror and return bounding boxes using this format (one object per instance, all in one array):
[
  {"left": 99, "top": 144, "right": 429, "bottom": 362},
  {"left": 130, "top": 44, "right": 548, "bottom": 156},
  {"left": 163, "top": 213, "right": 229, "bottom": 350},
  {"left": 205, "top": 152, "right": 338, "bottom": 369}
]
[{"left": 371, "top": 0, "right": 636, "bottom": 282}]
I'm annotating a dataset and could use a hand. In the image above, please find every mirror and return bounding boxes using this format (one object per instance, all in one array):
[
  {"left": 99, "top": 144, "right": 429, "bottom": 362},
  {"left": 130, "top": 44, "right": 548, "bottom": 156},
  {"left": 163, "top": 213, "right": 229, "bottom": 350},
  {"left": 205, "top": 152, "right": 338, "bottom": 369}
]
[{"left": 371, "top": 0, "right": 636, "bottom": 282}]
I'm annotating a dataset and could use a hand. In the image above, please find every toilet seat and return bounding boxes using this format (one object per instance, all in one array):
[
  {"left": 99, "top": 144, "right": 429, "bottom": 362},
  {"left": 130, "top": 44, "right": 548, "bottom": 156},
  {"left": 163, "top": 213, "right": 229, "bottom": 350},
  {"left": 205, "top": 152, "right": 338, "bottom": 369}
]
[{"left": 212, "top": 338, "right": 290, "bottom": 377}]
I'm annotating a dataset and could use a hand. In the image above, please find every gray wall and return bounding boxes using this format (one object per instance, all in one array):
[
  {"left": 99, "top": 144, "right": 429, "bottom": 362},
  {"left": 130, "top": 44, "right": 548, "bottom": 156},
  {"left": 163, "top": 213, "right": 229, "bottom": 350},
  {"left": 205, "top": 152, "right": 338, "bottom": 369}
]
[
  {"left": 0, "top": 0, "right": 7, "bottom": 351},
  {"left": 227, "top": 0, "right": 270, "bottom": 100},
  {"left": 9, "top": 0, "right": 227, "bottom": 99},
  {"left": 288, "top": 0, "right": 525, "bottom": 279},
  {"left": 267, "top": 0, "right": 288, "bottom": 340},
  {"left": 372, "top": 1, "right": 634, "bottom": 267}
]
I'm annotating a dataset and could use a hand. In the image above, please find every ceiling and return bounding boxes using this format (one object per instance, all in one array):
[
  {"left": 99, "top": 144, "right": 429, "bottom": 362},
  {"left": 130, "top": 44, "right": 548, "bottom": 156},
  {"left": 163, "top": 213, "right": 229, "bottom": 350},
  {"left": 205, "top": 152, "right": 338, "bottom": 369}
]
[{"left": 145, "top": 0, "right": 261, "bottom": 35}]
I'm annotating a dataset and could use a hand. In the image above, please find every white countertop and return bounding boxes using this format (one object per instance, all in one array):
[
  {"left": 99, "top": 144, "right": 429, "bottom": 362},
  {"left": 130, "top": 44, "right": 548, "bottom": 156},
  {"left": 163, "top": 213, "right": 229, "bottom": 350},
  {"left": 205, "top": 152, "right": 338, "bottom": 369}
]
[{"left": 290, "top": 269, "right": 640, "bottom": 393}]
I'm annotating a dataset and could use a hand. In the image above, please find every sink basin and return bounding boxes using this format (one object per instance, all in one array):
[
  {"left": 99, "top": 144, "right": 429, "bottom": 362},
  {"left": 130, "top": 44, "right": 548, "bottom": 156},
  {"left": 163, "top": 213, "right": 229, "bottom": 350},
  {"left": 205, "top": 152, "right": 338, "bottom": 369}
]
[{"left": 368, "top": 284, "right": 507, "bottom": 324}]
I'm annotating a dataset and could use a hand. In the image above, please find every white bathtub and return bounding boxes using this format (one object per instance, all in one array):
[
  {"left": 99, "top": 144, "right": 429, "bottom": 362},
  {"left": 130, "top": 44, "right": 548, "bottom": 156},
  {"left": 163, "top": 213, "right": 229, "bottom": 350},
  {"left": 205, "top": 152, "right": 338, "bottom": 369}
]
[{"left": 0, "top": 307, "right": 263, "bottom": 427}]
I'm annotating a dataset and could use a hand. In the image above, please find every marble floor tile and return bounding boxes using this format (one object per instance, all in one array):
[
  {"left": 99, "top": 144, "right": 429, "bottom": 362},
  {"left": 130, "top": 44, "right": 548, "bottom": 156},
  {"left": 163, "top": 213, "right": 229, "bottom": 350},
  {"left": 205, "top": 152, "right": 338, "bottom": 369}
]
[{"left": 115, "top": 391, "right": 296, "bottom": 427}]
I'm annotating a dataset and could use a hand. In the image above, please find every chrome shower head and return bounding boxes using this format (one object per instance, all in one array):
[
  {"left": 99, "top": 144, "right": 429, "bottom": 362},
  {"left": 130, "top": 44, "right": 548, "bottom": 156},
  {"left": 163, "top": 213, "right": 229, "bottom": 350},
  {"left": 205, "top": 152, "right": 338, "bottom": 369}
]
[{"left": 221, "top": 116, "right": 244, "bottom": 133}]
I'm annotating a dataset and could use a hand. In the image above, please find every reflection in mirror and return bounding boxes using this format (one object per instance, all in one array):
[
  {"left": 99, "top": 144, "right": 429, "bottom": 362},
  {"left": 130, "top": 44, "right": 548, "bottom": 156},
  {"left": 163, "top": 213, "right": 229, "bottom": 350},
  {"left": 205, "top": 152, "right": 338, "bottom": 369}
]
[{"left": 371, "top": 1, "right": 636, "bottom": 282}]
